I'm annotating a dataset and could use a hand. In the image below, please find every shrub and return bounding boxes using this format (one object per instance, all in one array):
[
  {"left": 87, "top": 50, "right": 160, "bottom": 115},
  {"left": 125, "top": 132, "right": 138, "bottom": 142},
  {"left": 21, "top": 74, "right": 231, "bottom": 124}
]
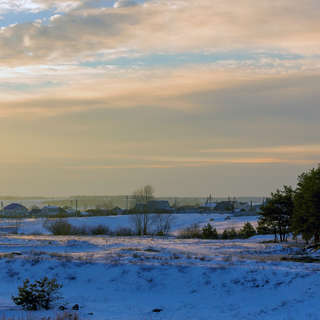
[
  {"left": 202, "top": 223, "right": 219, "bottom": 239},
  {"left": 239, "top": 222, "right": 257, "bottom": 238},
  {"left": 221, "top": 228, "right": 238, "bottom": 239},
  {"left": 114, "top": 227, "right": 134, "bottom": 236},
  {"left": 44, "top": 220, "right": 111, "bottom": 236},
  {"left": 73, "top": 225, "right": 89, "bottom": 235},
  {"left": 44, "top": 219, "right": 74, "bottom": 235},
  {"left": 178, "top": 224, "right": 202, "bottom": 239},
  {"left": 90, "top": 225, "right": 110, "bottom": 235},
  {"left": 152, "top": 214, "right": 174, "bottom": 236},
  {"left": 12, "top": 277, "right": 62, "bottom": 310}
]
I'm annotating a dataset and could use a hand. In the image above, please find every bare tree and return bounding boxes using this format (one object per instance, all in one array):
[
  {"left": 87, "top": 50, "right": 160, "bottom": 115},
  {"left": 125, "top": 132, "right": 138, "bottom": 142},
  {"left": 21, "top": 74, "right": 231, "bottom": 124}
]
[
  {"left": 130, "top": 213, "right": 143, "bottom": 235},
  {"left": 130, "top": 212, "right": 152, "bottom": 235},
  {"left": 152, "top": 213, "right": 174, "bottom": 236},
  {"left": 130, "top": 185, "right": 155, "bottom": 235},
  {"left": 132, "top": 185, "right": 155, "bottom": 204}
]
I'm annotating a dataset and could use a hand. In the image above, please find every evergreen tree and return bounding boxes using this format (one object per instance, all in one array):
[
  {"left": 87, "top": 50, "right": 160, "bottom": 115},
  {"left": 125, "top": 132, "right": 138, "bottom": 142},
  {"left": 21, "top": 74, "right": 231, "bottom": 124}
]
[
  {"left": 258, "top": 185, "right": 294, "bottom": 242},
  {"left": 239, "top": 222, "right": 256, "bottom": 238},
  {"left": 12, "top": 277, "right": 62, "bottom": 310},
  {"left": 256, "top": 219, "right": 273, "bottom": 235},
  {"left": 202, "top": 223, "right": 218, "bottom": 239},
  {"left": 293, "top": 166, "right": 320, "bottom": 244},
  {"left": 221, "top": 228, "right": 238, "bottom": 239}
]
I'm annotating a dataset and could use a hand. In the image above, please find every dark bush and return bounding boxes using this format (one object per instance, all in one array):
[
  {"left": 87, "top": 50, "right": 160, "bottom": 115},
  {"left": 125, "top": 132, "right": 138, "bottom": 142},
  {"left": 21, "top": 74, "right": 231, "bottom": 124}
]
[
  {"left": 256, "top": 219, "right": 274, "bottom": 235},
  {"left": 202, "top": 223, "right": 219, "bottom": 239},
  {"left": 44, "top": 220, "right": 111, "bottom": 236},
  {"left": 12, "top": 277, "right": 62, "bottom": 310},
  {"left": 44, "top": 219, "right": 75, "bottom": 235},
  {"left": 114, "top": 227, "right": 134, "bottom": 236},
  {"left": 239, "top": 222, "right": 256, "bottom": 238},
  {"left": 178, "top": 224, "right": 202, "bottom": 239},
  {"left": 221, "top": 228, "right": 238, "bottom": 239},
  {"left": 90, "top": 225, "right": 110, "bottom": 235}
]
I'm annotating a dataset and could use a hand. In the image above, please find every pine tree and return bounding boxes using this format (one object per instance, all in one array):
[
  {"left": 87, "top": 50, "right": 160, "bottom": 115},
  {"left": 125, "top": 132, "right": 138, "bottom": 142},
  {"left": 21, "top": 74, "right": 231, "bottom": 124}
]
[
  {"left": 12, "top": 277, "right": 62, "bottom": 310},
  {"left": 258, "top": 185, "right": 294, "bottom": 242},
  {"left": 293, "top": 166, "right": 320, "bottom": 244},
  {"left": 239, "top": 222, "right": 256, "bottom": 238},
  {"left": 202, "top": 223, "right": 218, "bottom": 239}
]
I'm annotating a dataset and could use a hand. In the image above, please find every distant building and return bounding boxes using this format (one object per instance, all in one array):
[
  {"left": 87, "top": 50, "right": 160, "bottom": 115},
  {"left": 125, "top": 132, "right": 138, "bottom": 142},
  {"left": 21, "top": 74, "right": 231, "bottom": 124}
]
[
  {"left": 111, "top": 207, "right": 124, "bottom": 215},
  {"left": 132, "top": 203, "right": 145, "bottom": 212},
  {"left": 3, "top": 203, "right": 28, "bottom": 216},
  {"left": 146, "top": 200, "right": 172, "bottom": 212},
  {"left": 200, "top": 202, "right": 217, "bottom": 212},
  {"left": 64, "top": 207, "right": 76, "bottom": 215},
  {"left": 29, "top": 207, "right": 42, "bottom": 215},
  {"left": 203, "top": 202, "right": 217, "bottom": 209},
  {"left": 202, "top": 194, "right": 217, "bottom": 210},
  {"left": 214, "top": 201, "right": 234, "bottom": 212},
  {"left": 176, "top": 205, "right": 199, "bottom": 213},
  {"left": 41, "top": 206, "right": 62, "bottom": 216},
  {"left": 133, "top": 200, "right": 172, "bottom": 213},
  {"left": 234, "top": 202, "right": 251, "bottom": 212}
]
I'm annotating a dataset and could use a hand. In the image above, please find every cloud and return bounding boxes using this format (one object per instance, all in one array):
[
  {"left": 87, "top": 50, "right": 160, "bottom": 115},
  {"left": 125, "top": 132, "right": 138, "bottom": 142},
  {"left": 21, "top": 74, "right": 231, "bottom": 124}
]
[
  {"left": 0, "top": 0, "right": 81, "bottom": 13},
  {"left": 0, "top": 0, "right": 320, "bottom": 66},
  {"left": 61, "top": 157, "right": 317, "bottom": 170},
  {"left": 1, "top": 63, "right": 320, "bottom": 121},
  {"left": 113, "top": 0, "right": 138, "bottom": 8},
  {"left": 1, "top": 0, "right": 319, "bottom": 196},
  {"left": 0, "top": 0, "right": 43, "bottom": 13},
  {"left": 0, "top": 64, "right": 288, "bottom": 117},
  {"left": 200, "top": 145, "right": 320, "bottom": 155},
  {"left": 50, "top": 14, "right": 61, "bottom": 21}
]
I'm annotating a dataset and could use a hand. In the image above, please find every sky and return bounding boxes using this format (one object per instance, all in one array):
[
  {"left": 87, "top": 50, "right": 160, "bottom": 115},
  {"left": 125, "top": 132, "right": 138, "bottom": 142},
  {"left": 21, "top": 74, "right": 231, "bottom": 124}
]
[{"left": 0, "top": 0, "right": 319, "bottom": 197}]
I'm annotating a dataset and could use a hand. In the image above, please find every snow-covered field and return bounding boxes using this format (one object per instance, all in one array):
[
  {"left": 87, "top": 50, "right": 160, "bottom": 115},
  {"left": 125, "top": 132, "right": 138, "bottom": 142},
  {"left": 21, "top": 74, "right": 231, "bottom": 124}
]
[
  {"left": 0, "top": 213, "right": 258, "bottom": 235},
  {"left": 0, "top": 215, "right": 319, "bottom": 320}
]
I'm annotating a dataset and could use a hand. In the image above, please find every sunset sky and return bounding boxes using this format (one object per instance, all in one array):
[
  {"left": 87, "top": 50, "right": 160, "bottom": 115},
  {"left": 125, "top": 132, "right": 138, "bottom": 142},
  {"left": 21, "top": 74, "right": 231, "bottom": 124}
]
[{"left": 0, "top": 0, "right": 319, "bottom": 197}]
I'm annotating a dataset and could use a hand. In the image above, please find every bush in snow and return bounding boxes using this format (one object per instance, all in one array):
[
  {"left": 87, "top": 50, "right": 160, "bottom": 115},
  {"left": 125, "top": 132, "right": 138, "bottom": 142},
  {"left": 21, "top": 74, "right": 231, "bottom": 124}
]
[
  {"left": 114, "top": 227, "right": 134, "bottom": 236},
  {"left": 202, "top": 223, "right": 219, "bottom": 239},
  {"left": 12, "top": 277, "right": 62, "bottom": 310},
  {"left": 221, "top": 228, "right": 238, "bottom": 239},
  {"left": 44, "top": 219, "right": 112, "bottom": 236},
  {"left": 44, "top": 219, "right": 75, "bottom": 235},
  {"left": 178, "top": 223, "right": 202, "bottom": 239},
  {"left": 239, "top": 222, "right": 257, "bottom": 239},
  {"left": 90, "top": 224, "right": 110, "bottom": 235}
]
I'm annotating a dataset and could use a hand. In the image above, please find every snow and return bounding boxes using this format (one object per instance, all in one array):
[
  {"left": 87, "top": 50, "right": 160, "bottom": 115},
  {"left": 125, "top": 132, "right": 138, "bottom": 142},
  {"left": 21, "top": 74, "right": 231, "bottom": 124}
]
[
  {"left": 0, "top": 215, "right": 319, "bottom": 319},
  {"left": 0, "top": 213, "right": 258, "bottom": 236}
]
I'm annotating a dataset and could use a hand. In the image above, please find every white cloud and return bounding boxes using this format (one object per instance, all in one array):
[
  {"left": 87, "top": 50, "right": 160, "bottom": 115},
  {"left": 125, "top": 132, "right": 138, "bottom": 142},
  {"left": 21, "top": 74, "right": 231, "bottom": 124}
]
[
  {"left": 50, "top": 14, "right": 61, "bottom": 21},
  {"left": 0, "top": 0, "right": 45, "bottom": 13},
  {"left": 113, "top": 0, "right": 138, "bottom": 8},
  {"left": 0, "top": 0, "right": 81, "bottom": 14},
  {"left": 0, "top": 0, "right": 319, "bottom": 67}
]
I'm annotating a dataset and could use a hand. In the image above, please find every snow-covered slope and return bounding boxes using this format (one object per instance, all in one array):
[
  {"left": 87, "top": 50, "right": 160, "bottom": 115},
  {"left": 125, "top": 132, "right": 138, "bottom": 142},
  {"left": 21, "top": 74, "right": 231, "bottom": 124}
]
[{"left": 0, "top": 234, "right": 319, "bottom": 320}]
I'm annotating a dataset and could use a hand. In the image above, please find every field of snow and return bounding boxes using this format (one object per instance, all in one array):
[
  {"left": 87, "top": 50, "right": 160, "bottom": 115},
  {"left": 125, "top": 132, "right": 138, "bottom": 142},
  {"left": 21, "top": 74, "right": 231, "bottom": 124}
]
[
  {"left": 0, "top": 215, "right": 319, "bottom": 320},
  {"left": 0, "top": 213, "right": 258, "bottom": 236}
]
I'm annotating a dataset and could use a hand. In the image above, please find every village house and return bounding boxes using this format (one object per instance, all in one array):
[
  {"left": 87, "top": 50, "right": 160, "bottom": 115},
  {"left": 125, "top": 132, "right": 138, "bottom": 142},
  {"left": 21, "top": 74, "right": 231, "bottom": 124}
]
[{"left": 2, "top": 203, "right": 28, "bottom": 216}]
